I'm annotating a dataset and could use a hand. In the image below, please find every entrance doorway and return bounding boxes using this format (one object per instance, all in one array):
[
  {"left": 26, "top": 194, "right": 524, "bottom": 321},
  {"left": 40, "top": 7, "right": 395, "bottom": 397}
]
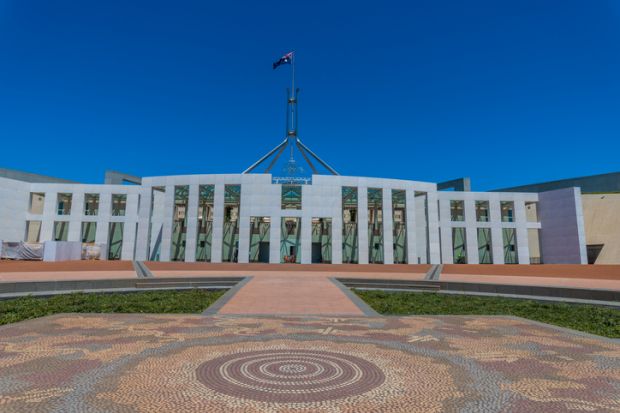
[
  {"left": 280, "top": 217, "right": 301, "bottom": 263},
  {"left": 311, "top": 218, "right": 332, "bottom": 263},
  {"left": 249, "top": 217, "right": 270, "bottom": 263}
]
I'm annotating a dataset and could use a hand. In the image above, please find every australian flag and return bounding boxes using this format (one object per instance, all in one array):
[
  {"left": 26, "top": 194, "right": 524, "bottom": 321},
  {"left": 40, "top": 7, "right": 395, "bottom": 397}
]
[{"left": 273, "top": 51, "right": 293, "bottom": 69}]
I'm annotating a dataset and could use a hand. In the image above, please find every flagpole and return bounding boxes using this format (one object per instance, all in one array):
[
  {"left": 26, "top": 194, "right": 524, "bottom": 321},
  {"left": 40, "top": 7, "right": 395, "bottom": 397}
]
[{"left": 291, "top": 52, "right": 295, "bottom": 133}]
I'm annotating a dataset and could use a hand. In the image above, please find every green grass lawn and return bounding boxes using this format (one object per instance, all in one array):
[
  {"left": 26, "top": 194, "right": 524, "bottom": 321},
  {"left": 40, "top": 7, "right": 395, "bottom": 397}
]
[
  {"left": 355, "top": 290, "right": 620, "bottom": 338},
  {"left": 0, "top": 289, "right": 226, "bottom": 326}
]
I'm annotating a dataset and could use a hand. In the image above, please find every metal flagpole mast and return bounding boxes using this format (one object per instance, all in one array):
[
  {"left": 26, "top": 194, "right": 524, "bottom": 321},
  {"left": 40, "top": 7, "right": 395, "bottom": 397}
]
[
  {"left": 242, "top": 51, "right": 339, "bottom": 177},
  {"left": 289, "top": 52, "right": 296, "bottom": 159},
  {"left": 291, "top": 51, "right": 295, "bottom": 104}
]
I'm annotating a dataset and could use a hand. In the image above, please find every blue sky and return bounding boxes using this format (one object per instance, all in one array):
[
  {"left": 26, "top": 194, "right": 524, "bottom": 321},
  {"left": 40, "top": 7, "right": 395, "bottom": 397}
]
[{"left": 0, "top": 0, "right": 618, "bottom": 190}]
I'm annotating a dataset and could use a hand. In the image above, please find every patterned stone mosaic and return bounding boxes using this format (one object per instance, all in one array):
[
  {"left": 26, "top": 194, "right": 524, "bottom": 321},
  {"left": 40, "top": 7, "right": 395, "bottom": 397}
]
[{"left": 0, "top": 314, "right": 618, "bottom": 412}]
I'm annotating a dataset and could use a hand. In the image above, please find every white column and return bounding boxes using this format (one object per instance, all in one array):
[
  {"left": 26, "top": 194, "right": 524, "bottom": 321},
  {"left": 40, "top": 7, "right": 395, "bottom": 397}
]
[
  {"left": 237, "top": 215, "right": 250, "bottom": 264},
  {"left": 40, "top": 192, "right": 57, "bottom": 242},
  {"left": 269, "top": 215, "right": 281, "bottom": 263},
  {"left": 440, "top": 226, "right": 453, "bottom": 264},
  {"left": 437, "top": 197, "right": 452, "bottom": 264},
  {"left": 515, "top": 199, "right": 530, "bottom": 264},
  {"left": 300, "top": 215, "right": 312, "bottom": 264},
  {"left": 210, "top": 184, "right": 225, "bottom": 263},
  {"left": 405, "top": 189, "right": 417, "bottom": 264},
  {"left": 237, "top": 182, "right": 251, "bottom": 264},
  {"left": 332, "top": 208, "right": 343, "bottom": 265},
  {"left": 184, "top": 185, "right": 199, "bottom": 262},
  {"left": 158, "top": 186, "right": 174, "bottom": 262},
  {"left": 573, "top": 189, "right": 588, "bottom": 264},
  {"left": 120, "top": 193, "right": 139, "bottom": 260},
  {"left": 426, "top": 191, "right": 441, "bottom": 264},
  {"left": 358, "top": 186, "right": 369, "bottom": 264},
  {"left": 464, "top": 199, "right": 479, "bottom": 264},
  {"left": 382, "top": 189, "right": 394, "bottom": 264},
  {"left": 135, "top": 189, "right": 151, "bottom": 261},
  {"left": 95, "top": 193, "right": 112, "bottom": 259},
  {"left": 121, "top": 221, "right": 136, "bottom": 260},
  {"left": 67, "top": 192, "right": 83, "bottom": 242},
  {"left": 489, "top": 200, "right": 504, "bottom": 264}
]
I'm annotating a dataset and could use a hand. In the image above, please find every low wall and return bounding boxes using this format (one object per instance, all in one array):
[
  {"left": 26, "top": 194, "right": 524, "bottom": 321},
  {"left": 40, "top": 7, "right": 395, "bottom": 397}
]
[{"left": 442, "top": 264, "right": 620, "bottom": 280}]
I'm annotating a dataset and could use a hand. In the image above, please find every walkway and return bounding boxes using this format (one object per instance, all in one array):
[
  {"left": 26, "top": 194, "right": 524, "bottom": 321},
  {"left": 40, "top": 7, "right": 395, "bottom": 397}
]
[{"left": 216, "top": 272, "right": 366, "bottom": 315}]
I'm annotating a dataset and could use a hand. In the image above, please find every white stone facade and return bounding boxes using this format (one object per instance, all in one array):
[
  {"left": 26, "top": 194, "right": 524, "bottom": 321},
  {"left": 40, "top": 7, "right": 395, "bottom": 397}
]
[{"left": 0, "top": 173, "right": 587, "bottom": 264}]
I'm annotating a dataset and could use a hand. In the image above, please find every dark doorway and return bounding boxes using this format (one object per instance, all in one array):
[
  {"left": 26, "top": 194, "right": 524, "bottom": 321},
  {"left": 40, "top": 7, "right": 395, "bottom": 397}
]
[
  {"left": 311, "top": 242, "right": 323, "bottom": 263},
  {"left": 587, "top": 244, "right": 604, "bottom": 264},
  {"left": 258, "top": 242, "right": 270, "bottom": 263}
]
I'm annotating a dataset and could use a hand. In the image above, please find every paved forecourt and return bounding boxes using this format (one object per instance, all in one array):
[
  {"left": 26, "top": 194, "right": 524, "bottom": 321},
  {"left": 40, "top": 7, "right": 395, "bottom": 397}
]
[
  {"left": 1, "top": 313, "right": 618, "bottom": 413},
  {"left": 1, "top": 262, "right": 619, "bottom": 412}
]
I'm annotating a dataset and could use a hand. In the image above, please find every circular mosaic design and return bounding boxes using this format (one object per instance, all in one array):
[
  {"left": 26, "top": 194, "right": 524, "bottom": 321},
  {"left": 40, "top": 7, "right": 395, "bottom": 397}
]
[{"left": 196, "top": 349, "right": 386, "bottom": 402}]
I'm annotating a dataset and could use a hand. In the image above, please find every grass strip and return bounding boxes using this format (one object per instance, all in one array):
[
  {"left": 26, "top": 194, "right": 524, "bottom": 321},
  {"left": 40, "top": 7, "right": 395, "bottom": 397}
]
[
  {"left": 0, "top": 289, "right": 226, "bottom": 326},
  {"left": 355, "top": 290, "right": 620, "bottom": 338}
]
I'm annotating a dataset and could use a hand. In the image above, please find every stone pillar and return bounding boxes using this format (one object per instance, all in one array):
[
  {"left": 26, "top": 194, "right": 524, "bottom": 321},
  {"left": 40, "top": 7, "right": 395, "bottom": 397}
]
[
  {"left": 514, "top": 199, "right": 530, "bottom": 265},
  {"left": 357, "top": 186, "right": 369, "bottom": 264},
  {"left": 158, "top": 186, "right": 174, "bottom": 262},
  {"left": 135, "top": 188, "right": 152, "bottom": 261},
  {"left": 210, "top": 184, "right": 225, "bottom": 263},
  {"left": 184, "top": 185, "right": 199, "bottom": 262},
  {"left": 405, "top": 189, "right": 417, "bottom": 264},
  {"left": 382, "top": 189, "right": 394, "bottom": 264},
  {"left": 464, "top": 199, "right": 479, "bottom": 264},
  {"left": 426, "top": 191, "right": 441, "bottom": 264}
]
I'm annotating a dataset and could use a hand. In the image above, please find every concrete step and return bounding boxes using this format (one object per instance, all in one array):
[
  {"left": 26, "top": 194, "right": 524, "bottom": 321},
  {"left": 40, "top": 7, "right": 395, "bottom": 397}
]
[{"left": 337, "top": 278, "right": 441, "bottom": 291}]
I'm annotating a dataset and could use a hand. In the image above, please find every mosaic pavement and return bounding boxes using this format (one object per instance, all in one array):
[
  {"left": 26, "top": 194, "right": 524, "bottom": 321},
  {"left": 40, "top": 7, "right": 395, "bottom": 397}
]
[{"left": 0, "top": 314, "right": 619, "bottom": 412}]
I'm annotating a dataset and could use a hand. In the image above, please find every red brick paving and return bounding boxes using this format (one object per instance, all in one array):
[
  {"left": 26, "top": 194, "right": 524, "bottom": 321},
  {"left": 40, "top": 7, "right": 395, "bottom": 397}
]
[
  {"left": 442, "top": 263, "right": 620, "bottom": 279},
  {"left": 0, "top": 260, "right": 133, "bottom": 272},
  {"left": 216, "top": 272, "right": 366, "bottom": 315},
  {"left": 441, "top": 273, "right": 620, "bottom": 291}
]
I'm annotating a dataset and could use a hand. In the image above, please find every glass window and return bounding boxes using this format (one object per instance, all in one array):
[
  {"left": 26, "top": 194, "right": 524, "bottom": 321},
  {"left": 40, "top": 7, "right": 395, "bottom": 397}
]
[
  {"left": 503, "top": 228, "right": 518, "bottom": 264},
  {"left": 281, "top": 217, "right": 301, "bottom": 263},
  {"left": 25, "top": 221, "right": 42, "bottom": 242},
  {"left": 196, "top": 185, "right": 215, "bottom": 262},
  {"left": 281, "top": 185, "right": 302, "bottom": 210},
  {"left": 84, "top": 194, "right": 99, "bottom": 216},
  {"left": 249, "top": 217, "right": 270, "bottom": 263},
  {"left": 477, "top": 228, "right": 492, "bottom": 264},
  {"left": 368, "top": 188, "right": 384, "bottom": 264},
  {"left": 450, "top": 200, "right": 465, "bottom": 221},
  {"left": 57, "top": 193, "right": 72, "bottom": 215},
  {"left": 111, "top": 194, "right": 127, "bottom": 216},
  {"left": 171, "top": 186, "right": 189, "bottom": 261},
  {"left": 53, "top": 221, "right": 69, "bottom": 241},
  {"left": 475, "top": 201, "right": 489, "bottom": 222},
  {"left": 501, "top": 201, "right": 515, "bottom": 223},
  {"left": 81, "top": 222, "right": 97, "bottom": 243},
  {"left": 29, "top": 193, "right": 45, "bottom": 214},
  {"left": 392, "top": 189, "right": 407, "bottom": 264},
  {"left": 108, "top": 222, "right": 124, "bottom": 260},
  {"left": 222, "top": 185, "right": 241, "bottom": 262},
  {"left": 147, "top": 186, "right": 166, "bottom": 261},
  {"left": 452, "top": 227, "right": 467, "bottom": 264},
  {"left": 342, "top": 187, "right": 358, "bottom": 264},
  {"left": 415, "top": 191, "right": 429, "bottom": 264},
  {"left": 312, "top": 218, "right": 332, "bottom": 263},
  {"left": 525, "top": 202, "right": 539, "bottom": 223}
]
